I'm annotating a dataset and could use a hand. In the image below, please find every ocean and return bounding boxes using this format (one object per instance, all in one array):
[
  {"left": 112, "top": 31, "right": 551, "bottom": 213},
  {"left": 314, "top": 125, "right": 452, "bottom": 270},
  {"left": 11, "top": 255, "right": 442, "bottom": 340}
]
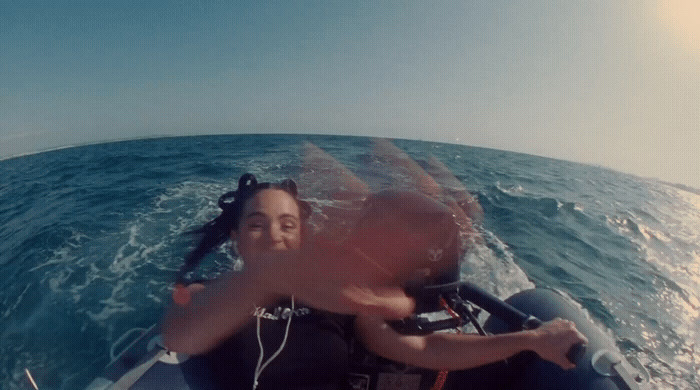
[{"left": 0, "top": 135, "right": 698, "bottom": 389}]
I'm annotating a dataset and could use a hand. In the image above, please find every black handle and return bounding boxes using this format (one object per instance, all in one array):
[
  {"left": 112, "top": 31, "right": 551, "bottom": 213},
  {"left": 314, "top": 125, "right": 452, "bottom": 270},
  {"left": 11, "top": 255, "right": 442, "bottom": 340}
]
[
  {"left": 404, "top": 282, "right": 586, "bottom": 364},
  {"left": 454, "top": 283, "right": 536, "bottom": 331}
]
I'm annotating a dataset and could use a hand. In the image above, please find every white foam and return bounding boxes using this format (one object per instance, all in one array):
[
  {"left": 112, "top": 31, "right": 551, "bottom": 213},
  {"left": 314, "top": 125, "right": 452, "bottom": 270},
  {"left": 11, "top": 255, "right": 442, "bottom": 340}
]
[
  {"left": 85, "top": 278, "right": 136, "bottom": 323},
  {"left": 460, "top": 229, "right": 534, "bottom": 299},
  {"left": 2, "top": 284, "right": 31, "bottom": 319}
]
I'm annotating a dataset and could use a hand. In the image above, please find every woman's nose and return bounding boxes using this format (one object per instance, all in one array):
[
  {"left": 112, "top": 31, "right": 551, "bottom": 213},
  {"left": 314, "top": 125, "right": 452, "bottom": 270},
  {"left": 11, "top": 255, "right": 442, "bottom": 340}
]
[{"left": 266, "top": 224, "right": 284, "bottom": 243}]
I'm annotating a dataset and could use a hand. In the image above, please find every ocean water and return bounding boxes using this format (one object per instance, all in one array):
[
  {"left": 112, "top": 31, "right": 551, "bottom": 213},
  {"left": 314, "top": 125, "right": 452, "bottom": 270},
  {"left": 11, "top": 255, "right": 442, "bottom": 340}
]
[{"left": 0, "top": 134, "right": 698, "bottom": 389}]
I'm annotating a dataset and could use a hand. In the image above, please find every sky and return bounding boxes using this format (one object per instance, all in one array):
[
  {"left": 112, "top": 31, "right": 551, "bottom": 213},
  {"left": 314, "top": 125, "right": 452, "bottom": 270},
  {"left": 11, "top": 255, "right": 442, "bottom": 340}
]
[{"left": 1, "top": 1, "right": 699, "bottom": 188}]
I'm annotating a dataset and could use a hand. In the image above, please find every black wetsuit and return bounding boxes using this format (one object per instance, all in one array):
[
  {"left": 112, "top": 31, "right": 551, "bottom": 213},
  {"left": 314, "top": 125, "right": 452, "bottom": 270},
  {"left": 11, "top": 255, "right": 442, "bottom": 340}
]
[{"left": 206, "top": 299, "right": 353, "bottom": 390}]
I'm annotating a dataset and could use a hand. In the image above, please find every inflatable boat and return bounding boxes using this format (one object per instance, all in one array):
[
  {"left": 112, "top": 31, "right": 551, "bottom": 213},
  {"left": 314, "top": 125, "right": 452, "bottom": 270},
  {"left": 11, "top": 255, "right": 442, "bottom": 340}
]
[{"left": 85, "top": 281, "right": 648, "bottom": 390}]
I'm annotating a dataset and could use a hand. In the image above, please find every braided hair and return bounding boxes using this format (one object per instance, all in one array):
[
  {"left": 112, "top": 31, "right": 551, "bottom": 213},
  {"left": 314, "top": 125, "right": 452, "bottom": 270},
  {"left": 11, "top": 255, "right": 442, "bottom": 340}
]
[{"left": 175, "top": 173, "right": 311, "bottom": 284}]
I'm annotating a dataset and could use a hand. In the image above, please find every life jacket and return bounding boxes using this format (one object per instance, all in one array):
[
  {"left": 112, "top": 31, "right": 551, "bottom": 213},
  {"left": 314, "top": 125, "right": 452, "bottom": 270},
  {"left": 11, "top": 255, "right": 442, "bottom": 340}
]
[
  {"left": 346, "top": 190, "right": 465, "bottom": 390},
  {"left": 346, "top": 190, "right": 463, "bottom": 291}
]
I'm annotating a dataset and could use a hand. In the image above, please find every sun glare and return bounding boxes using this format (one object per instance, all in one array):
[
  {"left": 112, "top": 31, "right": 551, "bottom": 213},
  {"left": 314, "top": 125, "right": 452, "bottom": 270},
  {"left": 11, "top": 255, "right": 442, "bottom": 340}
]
[{"left": 657, "top": 0, "right": 700, "bottom": 56}]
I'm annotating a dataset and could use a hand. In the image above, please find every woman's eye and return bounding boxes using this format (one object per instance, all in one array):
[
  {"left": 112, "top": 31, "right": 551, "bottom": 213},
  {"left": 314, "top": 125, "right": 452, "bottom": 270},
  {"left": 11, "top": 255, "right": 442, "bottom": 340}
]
[{"left": 280, "top": 219, "right": 298, "bottom": 230}]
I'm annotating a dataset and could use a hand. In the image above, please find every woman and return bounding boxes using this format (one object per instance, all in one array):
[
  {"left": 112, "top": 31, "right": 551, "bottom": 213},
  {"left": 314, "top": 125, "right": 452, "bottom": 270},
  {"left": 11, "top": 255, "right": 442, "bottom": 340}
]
[
  {"left": 162, "top": 173, "right": 411, "bottom": 390},
  {"left": 163, "top": 173, "right": 586, "bottom": 390}
]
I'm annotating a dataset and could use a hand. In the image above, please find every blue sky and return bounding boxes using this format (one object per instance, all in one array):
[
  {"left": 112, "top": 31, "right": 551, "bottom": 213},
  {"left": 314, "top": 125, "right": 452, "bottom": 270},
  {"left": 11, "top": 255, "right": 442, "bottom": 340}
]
[{"left": 1, "top": 1, "right": 699, "bottom": 188}]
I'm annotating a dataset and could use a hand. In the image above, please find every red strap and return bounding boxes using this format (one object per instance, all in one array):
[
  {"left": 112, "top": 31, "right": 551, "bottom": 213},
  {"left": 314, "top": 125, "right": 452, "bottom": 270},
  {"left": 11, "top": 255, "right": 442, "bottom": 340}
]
[
  {"left": 430, "top": 370, "right": 449, "bottom": 390},
  {"left": 429, "top": 297, "right": 464, "bottom": 390}
]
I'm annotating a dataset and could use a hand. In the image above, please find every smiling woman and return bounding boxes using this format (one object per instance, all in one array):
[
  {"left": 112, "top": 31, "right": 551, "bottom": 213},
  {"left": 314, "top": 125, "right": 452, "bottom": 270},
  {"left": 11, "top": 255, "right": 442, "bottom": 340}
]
[{"left": 162, "top": 172, "right": 417, "bottom": 390}]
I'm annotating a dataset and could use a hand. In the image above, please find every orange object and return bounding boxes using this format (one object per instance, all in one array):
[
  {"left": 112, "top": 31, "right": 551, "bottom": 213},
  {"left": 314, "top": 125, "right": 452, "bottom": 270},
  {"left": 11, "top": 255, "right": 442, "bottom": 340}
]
[{"left": 173, "top": 284, "right": 191, "bottom": 306}]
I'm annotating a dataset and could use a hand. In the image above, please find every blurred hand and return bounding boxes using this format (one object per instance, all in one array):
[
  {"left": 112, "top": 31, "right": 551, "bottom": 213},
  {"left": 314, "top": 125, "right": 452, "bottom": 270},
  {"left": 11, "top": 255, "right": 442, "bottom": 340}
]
[{"left": 246, "top": 236, "right": 416, "bottom": 319}]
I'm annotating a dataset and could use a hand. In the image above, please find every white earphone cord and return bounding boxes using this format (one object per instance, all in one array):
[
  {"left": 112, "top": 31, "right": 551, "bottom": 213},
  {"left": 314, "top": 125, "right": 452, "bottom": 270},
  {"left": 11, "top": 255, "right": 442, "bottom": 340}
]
[{"left": 252, "top": 296, "right": 294, "bottom": 390}]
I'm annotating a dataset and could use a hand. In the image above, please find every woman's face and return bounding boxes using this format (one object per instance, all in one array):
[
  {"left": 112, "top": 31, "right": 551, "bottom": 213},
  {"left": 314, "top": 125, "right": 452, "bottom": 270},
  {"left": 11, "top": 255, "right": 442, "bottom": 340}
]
[{"left": 231, "top": 188, "right": 303, "bottom": 260}]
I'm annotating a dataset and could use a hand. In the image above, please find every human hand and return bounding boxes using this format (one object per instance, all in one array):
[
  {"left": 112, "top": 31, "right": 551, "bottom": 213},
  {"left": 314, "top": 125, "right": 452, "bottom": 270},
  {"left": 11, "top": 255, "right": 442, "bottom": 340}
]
[{"left": 530, "top": 318, "right": 588, "bottom": 370}]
